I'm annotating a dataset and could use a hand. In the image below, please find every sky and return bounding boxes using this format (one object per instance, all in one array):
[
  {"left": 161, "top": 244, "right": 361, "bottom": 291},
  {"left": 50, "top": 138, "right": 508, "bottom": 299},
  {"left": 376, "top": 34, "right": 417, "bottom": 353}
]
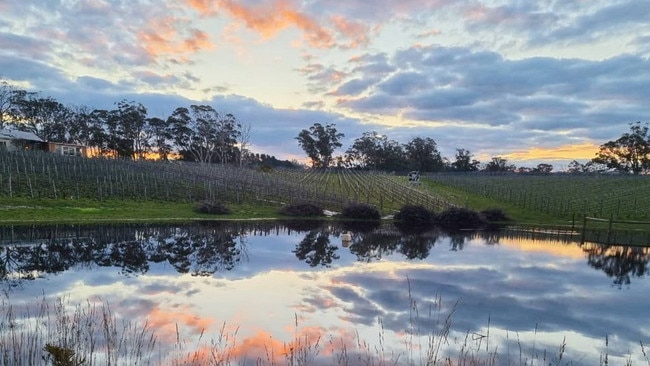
[{"left": 1, "top": 0, "right": 649, "bottom": 168}]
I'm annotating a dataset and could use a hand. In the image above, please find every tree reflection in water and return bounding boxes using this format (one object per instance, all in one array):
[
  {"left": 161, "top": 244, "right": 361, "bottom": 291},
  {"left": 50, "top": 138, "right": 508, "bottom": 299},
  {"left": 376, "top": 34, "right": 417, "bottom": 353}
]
[
  {"left": 583, "top": 244, "right": 650, "bottom": 288},
  {"left": 0, "top": 222, "right": 649, "bottom": 288},
  {"left": 293, "top": 230, "right": 339, "bottom": 267}
]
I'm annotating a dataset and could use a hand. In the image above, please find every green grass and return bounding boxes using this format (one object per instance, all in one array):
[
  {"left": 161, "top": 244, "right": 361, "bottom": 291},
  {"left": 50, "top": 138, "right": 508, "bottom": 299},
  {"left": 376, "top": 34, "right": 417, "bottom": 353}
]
[
  {"left": 419, "top": 178, "right": 571, "bottom": 226},
  {"left": 427, "top": 172, "right": 650, "bottom": 221},
  {"left": 0, "top": 198, "right": 283, "bottom": 223}
]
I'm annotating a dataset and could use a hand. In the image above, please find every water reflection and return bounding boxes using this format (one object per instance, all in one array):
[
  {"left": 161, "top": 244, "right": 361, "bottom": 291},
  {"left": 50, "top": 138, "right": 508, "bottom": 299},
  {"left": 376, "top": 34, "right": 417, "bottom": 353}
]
[
  {"left": 1, "top": 221, "right": 648, "bottom": 288},
  {"left": 1, "top": 221, "right": 650, "bottom": 365}
]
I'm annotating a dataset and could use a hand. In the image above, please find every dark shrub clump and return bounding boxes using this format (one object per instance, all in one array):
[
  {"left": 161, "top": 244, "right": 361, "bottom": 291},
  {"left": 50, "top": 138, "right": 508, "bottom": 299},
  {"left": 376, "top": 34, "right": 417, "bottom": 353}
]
[
  {"left": 195, "top": 200, "right": 232, "bottom": 215},
  {"left": 480, "top": 208, "right": 511, "bottom": 222},
  {"left": 436, "top": 207, "right": 486, "bottom": 230},
  {"left": 340, "top": 203, "right": 381, "bottom": 220},
  {"left": 279, "top": 202, "right": 324, "bottom": 217},
  {"left": 394, "top": 205, "right": 436, "bottom": 226}
]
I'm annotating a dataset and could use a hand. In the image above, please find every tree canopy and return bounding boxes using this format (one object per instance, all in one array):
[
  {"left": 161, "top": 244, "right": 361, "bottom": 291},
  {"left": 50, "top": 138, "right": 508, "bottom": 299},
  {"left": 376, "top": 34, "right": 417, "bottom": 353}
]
[
  {"left": 592, "top": 121, "right": 650, "bottom": 174},
  {"left": 295, "top": 123, "right": 344, "bottom": 168}
]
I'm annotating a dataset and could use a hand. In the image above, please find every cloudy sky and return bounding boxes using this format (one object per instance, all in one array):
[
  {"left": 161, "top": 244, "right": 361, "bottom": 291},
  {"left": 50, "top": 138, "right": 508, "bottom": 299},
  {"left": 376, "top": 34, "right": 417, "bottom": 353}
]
[{"left": 1, "top": 0, "right": 649, "bottom": 167}]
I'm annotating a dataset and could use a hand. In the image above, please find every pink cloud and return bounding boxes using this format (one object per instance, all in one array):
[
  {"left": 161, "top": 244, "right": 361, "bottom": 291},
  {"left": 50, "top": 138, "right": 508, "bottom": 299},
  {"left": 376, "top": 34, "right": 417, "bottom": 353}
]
[
  {"left": 183, "top": 0, "right": 385, "bottom": 49},
  {"left": 138, "top": 17, "right": 214, "bottom": 60},
  {"left": 329, "top": 15, "right": 371, "bottom": 48}
]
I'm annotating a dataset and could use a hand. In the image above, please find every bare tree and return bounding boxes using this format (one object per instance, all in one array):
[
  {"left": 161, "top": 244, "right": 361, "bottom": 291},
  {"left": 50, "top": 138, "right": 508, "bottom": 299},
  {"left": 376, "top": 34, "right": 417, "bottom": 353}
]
[
  {"left": 238, "top": 121, "right": 252, "bottom": 167},
  {"left": 0, "top": 81, "right": 18, "bottom": 129}
]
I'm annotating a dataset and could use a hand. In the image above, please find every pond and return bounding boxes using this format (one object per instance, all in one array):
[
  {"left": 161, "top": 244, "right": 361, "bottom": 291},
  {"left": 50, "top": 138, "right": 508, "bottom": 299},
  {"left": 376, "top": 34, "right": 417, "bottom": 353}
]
[{"left": 1, "top": 221, "right": 649, "bottom": 365}]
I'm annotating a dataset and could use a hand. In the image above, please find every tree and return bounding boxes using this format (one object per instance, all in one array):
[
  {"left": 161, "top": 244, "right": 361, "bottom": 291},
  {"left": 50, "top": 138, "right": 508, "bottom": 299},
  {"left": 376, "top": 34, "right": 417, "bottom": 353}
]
[
  {"left": 146, "top": 117, "right": 173, "bottom": 161},
  {"left": 451, "top": 149, "right": 480, "bottom": 172},
  {"left": 484, "top": 157, "right": 516, "bottom": 172},
  {"left": 532, "top": 163, "right": 553, "bottom": 173},
  {"left": 567, "top": 160, "right": 587, "bottom": 173},
  {"left": 10, "top": 91, "right": 71, "bottom": 142},
  {"left": 296, "top": 123, "right": 344, "bottom": 168},
  {"left": 237, "top": 121, "right": 252, "bottom": 167},
  {"left": 345, "top": 131, "right": 407, "bottom": 170},
  {"left": 110, "top": 100, "right": 149, "bottom": 159},
  {"left": 592, "top": 122, "right": 650, "bottom": 174},
  {"left": 169, "top": 105, "right": 241, "bottom": 164},
  {"left": 404, "top": 137, "right": 445, "bottom": 172},
  {"left": 67, "top": 105, "right": 94, "bottom": 146},
  {"left": 0, "top": 81, "right": 20, "bottom": 129}
]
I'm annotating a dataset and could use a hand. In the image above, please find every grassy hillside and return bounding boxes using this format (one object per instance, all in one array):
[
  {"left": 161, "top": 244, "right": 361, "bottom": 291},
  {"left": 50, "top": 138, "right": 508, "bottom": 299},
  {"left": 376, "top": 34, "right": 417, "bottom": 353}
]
[
  {"left": 425, "top": 172, "right": 650, "bottom": 221},
  {"left": 0, "top": 151, "right": 451, "bottom": 220},
  {"left": 1, "top": 150, "right": 648, "bottom": 225}
]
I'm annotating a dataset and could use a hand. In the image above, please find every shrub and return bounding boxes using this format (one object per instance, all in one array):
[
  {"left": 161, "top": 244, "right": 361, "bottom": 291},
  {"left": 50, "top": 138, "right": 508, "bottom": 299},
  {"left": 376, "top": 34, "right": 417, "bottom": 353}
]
[
  {"left": 394, "top": 205, "right": 436, "bottom": 226},
  {"left": 480, "top": 208, "right": 511, "bottom": 222},
  {"left": 279, "top": 202, "right": 324, "bottom": 217},
  {"left": 340, "top": 203, "right": 381, "bottom": 220},
  {"left": 195, "top": 200, "right": 232, "bottom": 215},
  {"left": 436, "top": 207, "right": 486, "bottom": 230}
]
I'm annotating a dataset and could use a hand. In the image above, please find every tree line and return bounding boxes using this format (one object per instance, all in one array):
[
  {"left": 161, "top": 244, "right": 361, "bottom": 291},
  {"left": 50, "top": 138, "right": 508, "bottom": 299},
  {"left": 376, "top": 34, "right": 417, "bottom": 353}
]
[
  {"left": 296, "top": 122, "right": 650, "bottom": 174},
  {"left": 0, "top": 80, "right": 289, "bottom": 167},
  {"left": 295, "top": 122, "right": 541, "bottom": 172},
  {"left": 3, "top": 80, "right": 648, "bottom": 174}
]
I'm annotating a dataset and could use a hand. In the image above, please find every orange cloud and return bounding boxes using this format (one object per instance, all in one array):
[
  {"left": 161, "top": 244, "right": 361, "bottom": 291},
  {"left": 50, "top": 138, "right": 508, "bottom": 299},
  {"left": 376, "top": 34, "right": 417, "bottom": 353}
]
[
  {"left": 329, "top": 15, "right": 371, "bottom": 48},
  {"left": 502, "top": 142, "right": 599, "bottom": 162},
  {"left": 138, "top": 17, "right": 214, "bottom": 61},
  {"left": 146, "top": 305, "right": 215, "bottom": 343},
  {"left": 183, "top": 0, "right": 361, "bottom": 49}
]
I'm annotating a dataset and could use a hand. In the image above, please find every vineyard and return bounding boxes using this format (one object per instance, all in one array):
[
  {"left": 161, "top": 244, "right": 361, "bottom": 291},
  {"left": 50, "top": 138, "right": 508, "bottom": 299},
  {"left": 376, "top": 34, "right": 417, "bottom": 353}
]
[
  {"left": 0, "top": 151, "right": 452, "bottom": 214},
  {"left": 427, "top": 172, "right": 650, "bottom": 220},
  {"left": 3, "top": 151, "right": 648, "bottom": 221}
]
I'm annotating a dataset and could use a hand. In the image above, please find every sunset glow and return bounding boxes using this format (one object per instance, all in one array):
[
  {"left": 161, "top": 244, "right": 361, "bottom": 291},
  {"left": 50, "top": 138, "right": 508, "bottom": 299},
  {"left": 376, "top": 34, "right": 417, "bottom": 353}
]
[{"left": 1, "top": 1, "right": 648, "bottom": 164}]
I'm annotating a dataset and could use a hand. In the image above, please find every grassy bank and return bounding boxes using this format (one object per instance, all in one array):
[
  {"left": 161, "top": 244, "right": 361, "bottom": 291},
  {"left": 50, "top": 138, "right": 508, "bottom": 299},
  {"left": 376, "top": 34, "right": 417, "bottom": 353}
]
[{"left": 0, "top": 198, "right": 282, "bottom": 223}]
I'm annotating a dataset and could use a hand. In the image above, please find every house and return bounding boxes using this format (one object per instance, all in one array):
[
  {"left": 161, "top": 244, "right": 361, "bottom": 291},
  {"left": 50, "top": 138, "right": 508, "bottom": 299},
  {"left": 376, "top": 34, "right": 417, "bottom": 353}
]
[
  {"left": 0, "top": 128, "right": 46, "bottom": 152},
  {"left": 47, "top": 142, "right": 88, "bottom": 157},
  {"left": 0, "top": 128, "right": 88, "bottom": 157}
]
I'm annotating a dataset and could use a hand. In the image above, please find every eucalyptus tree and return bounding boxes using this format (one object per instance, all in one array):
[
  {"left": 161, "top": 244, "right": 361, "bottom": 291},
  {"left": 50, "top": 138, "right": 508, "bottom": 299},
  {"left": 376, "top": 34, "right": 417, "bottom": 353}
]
[
  {"left": 296, "top": 123, "right": 344, "bottom": 168},
  {"left": 237, "top": 121, "right": 252, "bottom": 167},
  {"left": 0, "top": 81, "right": 19, "bottom": 129},
  {"left": 214, "top": 112, "right": 241, "bottom": 165},
  {"left": 592, "top": 121, "right": 650, "bottom": 174},
  {"left": 451, "top": 149, "right": 480, "bottom": 172},
  {"left": 345, "top": 131, "right": 406, "bottom": 170},
  {"left": 146, "top": 116, "right": 174, "bottom": 161},
  {"left": 168, "top": 104, "right": 241, "bottom": 164},
  {"left": 67, "top": 105, "right": 96, "bottom": 145},
  {"left": 484, "top": 157, "right": 516, "bottom": 172},
  {"left": 9, "top": 91, "right": 71, "bottom": 142},
  {"left": 404, "top": 137, "right": 445, "bottom": 172},
  {"left": 87, "top": 109, "right": 112, "bottom": 156},
  {"left": 106, "top": 100, "right": 149, "bottom": 159}
]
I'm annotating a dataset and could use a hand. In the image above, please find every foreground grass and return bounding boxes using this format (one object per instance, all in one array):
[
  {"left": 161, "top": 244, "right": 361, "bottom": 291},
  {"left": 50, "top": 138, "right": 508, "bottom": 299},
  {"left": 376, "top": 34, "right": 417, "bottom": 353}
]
[{"left": 3, "top": 294, "right": 649, "bottom": 366}]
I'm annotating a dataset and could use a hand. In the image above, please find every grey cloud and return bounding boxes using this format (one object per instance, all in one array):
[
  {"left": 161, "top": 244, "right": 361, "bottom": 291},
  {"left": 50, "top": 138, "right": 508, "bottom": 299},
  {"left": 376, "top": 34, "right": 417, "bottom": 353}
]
[
  {"left": 541, "top": 1, "right": 650, "bottom": 44},
  {"left": 332, "top": 78, "right": 377, "bottom": 96},
  {"left": 330, "top": 45, "right": 650, "bottom": 155},
  {"left": 377, "top": 72, "right": 432, "bottom": 96},
  {"left": 325, "top": 253, "right": 649, "bottom": 355},
  {"left": 0, "top": 32, "right": 52, "bottom": 59}
]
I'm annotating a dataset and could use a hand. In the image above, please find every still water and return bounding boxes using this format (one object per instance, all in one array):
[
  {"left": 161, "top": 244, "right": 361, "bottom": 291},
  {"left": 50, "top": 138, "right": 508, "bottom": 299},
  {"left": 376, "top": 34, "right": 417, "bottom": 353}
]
[{"left": 1, "top": 221, "right": 649, "bottom": 365}]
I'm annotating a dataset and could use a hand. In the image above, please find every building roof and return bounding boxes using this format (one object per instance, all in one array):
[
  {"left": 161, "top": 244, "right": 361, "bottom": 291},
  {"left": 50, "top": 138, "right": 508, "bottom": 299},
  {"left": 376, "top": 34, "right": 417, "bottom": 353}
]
[{"left": 0, "top": 128, "right": 43, "bottom": 142}]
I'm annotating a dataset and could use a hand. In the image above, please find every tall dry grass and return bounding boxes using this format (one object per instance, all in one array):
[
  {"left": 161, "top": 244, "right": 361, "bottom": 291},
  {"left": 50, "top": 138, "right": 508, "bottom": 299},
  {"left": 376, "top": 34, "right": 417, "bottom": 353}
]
[{"left": 2, "top": 291, "right": 649, "bottom": 366}]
